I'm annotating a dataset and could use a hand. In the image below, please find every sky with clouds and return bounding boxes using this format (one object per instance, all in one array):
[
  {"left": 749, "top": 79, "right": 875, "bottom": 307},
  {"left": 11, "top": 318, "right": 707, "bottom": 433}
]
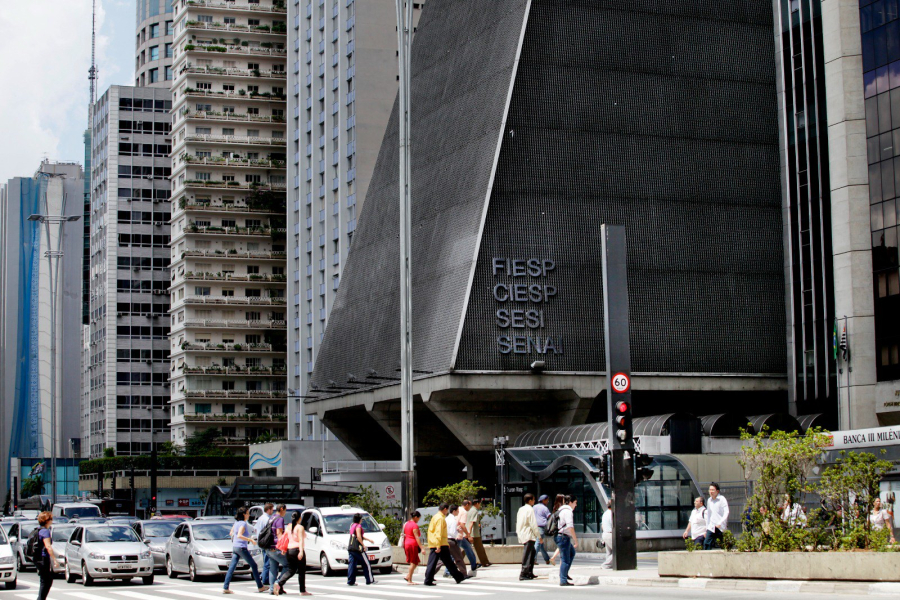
[{"left": 0, "top": 1, "right": 135, "bottom": 184}]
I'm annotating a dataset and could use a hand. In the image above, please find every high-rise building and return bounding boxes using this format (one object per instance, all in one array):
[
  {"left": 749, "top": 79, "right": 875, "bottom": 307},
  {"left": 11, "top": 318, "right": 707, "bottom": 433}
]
[
  {"left": 84, "top": 86, "right": 174, "bottom": 457},
  {"left": 775, "top": 0, "right": 899, "bottom": 428},
  {"left": 167, "top": 0, "right": 289, "bottom": 450},
  {"left": 136, "top": 0, "right": 176, "bottom": 87},
  {"left": 286, "top": 0, "right": 424, "bottom": 440},
  {"left": 1, "top": 160, "right": 85, "bottom": 500},
  {"left": 304, "top": 0, "right": 788, "bottom": 476}
]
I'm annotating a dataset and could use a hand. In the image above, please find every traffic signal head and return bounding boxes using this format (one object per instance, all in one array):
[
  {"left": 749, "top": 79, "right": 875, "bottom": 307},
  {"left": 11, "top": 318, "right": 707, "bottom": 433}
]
[
  {"left": 613, "top": 400, "right": 632, "bottom": 445},
  {"left": 589, "top": 454, "right": 612, "bottom": 485}
]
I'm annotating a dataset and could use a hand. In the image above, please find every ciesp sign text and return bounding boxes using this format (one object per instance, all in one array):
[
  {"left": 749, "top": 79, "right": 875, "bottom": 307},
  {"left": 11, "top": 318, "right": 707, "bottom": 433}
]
[{"left": 491, "top": 257, "right": 563, "bottom": 355}]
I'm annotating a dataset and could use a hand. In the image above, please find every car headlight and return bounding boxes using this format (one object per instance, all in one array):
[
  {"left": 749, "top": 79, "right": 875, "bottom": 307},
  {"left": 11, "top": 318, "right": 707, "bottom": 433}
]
[
  {"left": 88, "top": 552, "right": 107, "bottom": 560},
  {"left": 150, "top": 544, "right": 165, "bottom": 553},
  {"left": 0, "top": 556, "right": 14, "bottom": 565},
  {"left": 140, "top": 550, "right": 152, "bottom": 559},
  {"left": 194, "top": 550, "right": 216, "bottom": 558},
  {"left": 248, "top": 547, "right": 261, "bottom": 556},
  {"left": 381, "top": 538, "right": 390, "bottom": 550},
  {"left": 330, "top": 539, "right": 347, "bottom": 551}
]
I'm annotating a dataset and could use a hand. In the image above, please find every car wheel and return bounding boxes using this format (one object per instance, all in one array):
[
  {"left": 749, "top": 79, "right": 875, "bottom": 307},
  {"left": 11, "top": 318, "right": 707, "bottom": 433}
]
[
  {"left": 320, "top": 553, "right": 333, "bottom": 577},
  {"left": 188, "top": 558, "right": 199, "bottom": 582},
  {"left": 142, "top": 574, "right": 154, "bottom": 585},
  {"left": 4, "top": 578, "right": 16, "bottom": 590},
  {"left": 166, "top": 556, "right": 177, "bottom": 579},
  {"left": 81, "top": 562, "right": 94, "bottom": 586},
  {"left": 16, "top": 554, "right": 22, "bottom": 573},
  {"left": 65, "top": 562, "right": 77, "bottom": 583},
  {"left": 379, "top": 567, "right": 393, "bottom": 575}
]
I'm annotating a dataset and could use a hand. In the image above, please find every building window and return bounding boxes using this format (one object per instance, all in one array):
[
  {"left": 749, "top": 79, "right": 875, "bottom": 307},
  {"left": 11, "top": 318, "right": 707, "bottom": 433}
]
[
  {"left": 196, "top": 403, "right": 212, "bottom": 414},
  {"left": 149, "top": 68, "right": 159, "bottom": 83},
  {"left": 165, "top": 43, "right": 173, "bottom": 58},
  {"left": 150, "top": 46, "right": 159, "bottom": 61},
  {"left": 199, "top": 15, "right": 213, "bottom": 23},
  {"left": 165, "top": 66, "right": 173, "bottom": 81},
  {"left": 166, "top": 20, "right": 174, "bottom": 36},
  {"left": 150, "top": 23, "right": 159, "bottom": 38}
]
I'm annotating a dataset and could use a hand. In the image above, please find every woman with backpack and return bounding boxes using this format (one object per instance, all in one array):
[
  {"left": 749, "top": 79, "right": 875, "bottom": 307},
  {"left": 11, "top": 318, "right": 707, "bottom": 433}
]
[
  {"left": 273, "top": 511, "right": 310, "bottom": 596},
  {"left": 34, "top": 512, "right": 59, "bottom": 600},
  {"left": 223, "top": 507, "right": 268, "bottom": 594},
  {"left": 347, "top": 513, "right": 376, "bottom": 586}
]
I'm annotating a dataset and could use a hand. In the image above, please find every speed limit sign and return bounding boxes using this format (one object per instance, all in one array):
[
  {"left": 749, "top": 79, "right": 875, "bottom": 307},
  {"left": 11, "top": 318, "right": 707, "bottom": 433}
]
[{"left": 611, "top": 372, "right": 631, "bottom": 393}]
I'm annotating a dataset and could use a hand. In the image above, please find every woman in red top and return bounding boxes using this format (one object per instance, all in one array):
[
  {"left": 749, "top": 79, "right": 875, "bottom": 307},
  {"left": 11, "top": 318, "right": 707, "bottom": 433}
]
[{"left": 403, "top": 511, "right": 423, "bottom": 585}]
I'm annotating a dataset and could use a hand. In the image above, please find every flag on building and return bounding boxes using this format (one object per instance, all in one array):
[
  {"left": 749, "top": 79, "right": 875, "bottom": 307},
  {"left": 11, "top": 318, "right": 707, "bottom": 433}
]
[
  {"left": 840, "top": 322, "right": 850, "bottom": 362},
  {"left": 833, "top": 320, "right": 839, "bottom": 361}
]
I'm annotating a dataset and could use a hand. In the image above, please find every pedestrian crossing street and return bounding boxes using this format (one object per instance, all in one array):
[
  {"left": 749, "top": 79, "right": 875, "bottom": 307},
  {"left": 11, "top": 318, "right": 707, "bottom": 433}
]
[{"left": 3, "top": 573, "right": 591, "bottom": 600}]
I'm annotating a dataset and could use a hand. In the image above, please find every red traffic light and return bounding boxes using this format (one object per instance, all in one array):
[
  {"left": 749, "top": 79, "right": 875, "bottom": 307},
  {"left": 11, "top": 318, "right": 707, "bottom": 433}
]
[
  {"left": 615, "top": 415, "right": 626, "bottom": 427},
  {"left": 616, "top": 401, "right": 629, "bottom": 413}
]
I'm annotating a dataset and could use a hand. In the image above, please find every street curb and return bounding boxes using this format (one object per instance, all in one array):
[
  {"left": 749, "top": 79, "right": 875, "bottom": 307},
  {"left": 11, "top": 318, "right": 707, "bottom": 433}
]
[{"left": 563, "top": 574, "right": 900, "bottom": 596}]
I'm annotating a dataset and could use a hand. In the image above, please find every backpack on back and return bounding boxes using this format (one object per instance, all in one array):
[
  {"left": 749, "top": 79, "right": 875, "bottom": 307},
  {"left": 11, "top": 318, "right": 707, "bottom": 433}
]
[
  {"left": 26, "top": 527, "right": 43, "bottom": 563},
  {"left": 257, "top": 519, "right": 275, "bottom": 549},
  {"left": 544, "top": 510, "right": 559, "bottom": 537}
]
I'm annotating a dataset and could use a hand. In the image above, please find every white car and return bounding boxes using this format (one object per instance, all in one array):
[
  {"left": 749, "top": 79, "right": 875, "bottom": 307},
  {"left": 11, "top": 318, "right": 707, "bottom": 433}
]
[
  {"left": 0, "top": 523, "right": 17, "bottom": 589},
  {"left": 247, "top": 504, "right": 305, "bottom": 526},
  {"left": 64, "top": 524, "right": 154, "bottom": 586},
  {"left": 50, "top": 524, "right": 78, "bottom": 574},
  {"left": 300, "top": 506, "right": 392, "bottom": 577}
]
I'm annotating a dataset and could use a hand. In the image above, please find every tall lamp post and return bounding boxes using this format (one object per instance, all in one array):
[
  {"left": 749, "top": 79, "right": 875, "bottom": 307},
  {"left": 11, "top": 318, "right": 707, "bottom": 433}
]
[
  {"left": 395, "top": 0, "right": 416, "bottom": 522},
  {"left": 28, "top": 211, "right": 81, "bottom": 506}
]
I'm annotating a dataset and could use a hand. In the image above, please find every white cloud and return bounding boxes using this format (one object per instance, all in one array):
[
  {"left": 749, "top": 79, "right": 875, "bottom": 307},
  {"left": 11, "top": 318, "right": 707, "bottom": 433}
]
[{"left": 0, "top": 1, "right": 120, "bottom": 183}]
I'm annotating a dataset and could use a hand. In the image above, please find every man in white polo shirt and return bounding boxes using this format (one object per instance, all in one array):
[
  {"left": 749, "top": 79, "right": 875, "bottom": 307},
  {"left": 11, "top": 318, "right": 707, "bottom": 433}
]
[{"left": 704, "top": 482, "right": 729, "bottom": 550}]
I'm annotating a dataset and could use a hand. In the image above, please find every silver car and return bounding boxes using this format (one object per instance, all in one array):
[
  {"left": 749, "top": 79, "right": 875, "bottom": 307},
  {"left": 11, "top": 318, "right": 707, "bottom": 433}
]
[
  {"left": 64, "top": 524, "right": 154, "bottom": 586},
  {"left": 164, "top": 521, "right": 262, "bottom": 582},
  {"left": 49, "top": 524, "right": 78, "bottom": 575},
  {"left": 132, "top": 520, "right": 180, "bottom": 570},
  {"left": 0, "top": 521, "right": 38, "bottom": 572}
]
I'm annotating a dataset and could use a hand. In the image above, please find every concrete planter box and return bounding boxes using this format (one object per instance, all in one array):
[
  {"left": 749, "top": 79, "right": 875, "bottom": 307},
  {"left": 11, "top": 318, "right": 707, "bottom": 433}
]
[{"left": 659, "top": 550, "right": 900, "bottom": 582}]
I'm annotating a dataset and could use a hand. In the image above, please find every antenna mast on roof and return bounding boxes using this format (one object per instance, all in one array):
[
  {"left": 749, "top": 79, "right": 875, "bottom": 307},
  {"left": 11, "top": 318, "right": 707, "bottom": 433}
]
[{"left": 89, "top": 0, "right": 98, "bottom": 108}]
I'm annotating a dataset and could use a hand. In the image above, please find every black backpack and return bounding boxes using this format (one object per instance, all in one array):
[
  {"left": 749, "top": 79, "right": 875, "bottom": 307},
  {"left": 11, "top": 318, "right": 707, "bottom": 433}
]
[
  {"left": 544, "top": 510, "right": 560, "bottom": 537},
  {"left": 26, "top": 528, "right": 43, "bottom": 563},
  {"left": 257, "top": 519, "right": 275, "bottom": 549}
]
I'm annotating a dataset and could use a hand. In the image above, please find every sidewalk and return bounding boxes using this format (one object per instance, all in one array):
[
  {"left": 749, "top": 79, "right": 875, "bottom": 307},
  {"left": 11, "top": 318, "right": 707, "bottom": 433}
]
[{"left": 397, "top": 552, "right": 900, "bottom": 596}]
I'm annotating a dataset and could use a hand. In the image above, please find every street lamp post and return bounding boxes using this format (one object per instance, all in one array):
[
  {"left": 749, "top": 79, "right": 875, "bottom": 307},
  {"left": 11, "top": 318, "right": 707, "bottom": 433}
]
[
  {"left": 28, "top": 212, "right": 81, "bottom": 506},
  {"left": 395, "top": 0, "right": 416, "bottom": 522}
]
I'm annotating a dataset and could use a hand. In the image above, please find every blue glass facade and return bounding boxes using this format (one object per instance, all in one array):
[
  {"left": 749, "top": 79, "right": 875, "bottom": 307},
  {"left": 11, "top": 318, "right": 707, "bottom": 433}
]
[{"left": 859, "top": 0, "right": 900, "bottom": 381}]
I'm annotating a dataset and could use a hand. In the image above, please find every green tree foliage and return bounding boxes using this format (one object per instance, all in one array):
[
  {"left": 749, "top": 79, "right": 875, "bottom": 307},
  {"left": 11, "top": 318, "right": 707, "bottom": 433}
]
[
  {"left": 422, "top": 480, "right": 486, "bottom": 507},
  {"left": 735, "top": 426, "right": 896, "bottom": 552},
  {"left": 21, "top": 475, "right": 44, "bottom": 498},
  {"left": 184, "top": 428, "right": 231, "bottom": 456},
  {"left": 103, "top": 447, "right": 115, "bottom": 458},
  {"left": 341, "top": 485, "right": 401, "bottom": 544}
]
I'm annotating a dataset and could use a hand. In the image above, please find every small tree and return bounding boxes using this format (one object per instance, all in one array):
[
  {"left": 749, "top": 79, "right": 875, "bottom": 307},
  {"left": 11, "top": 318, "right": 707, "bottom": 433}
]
[
  {"left": 816, "top": 450, "right": 894, "bottom": 550},
  {"left": 422, "top": 480, "right": 486, "bottom": 507},
  {"left": 103, "top": 447, "right": 115, "bottom": 458},
  {"left": 341, "top": 485, "right": 401, "bottom": 544},
  {"left": 184, "top": 428, "right": 230, "bottom": 456}
]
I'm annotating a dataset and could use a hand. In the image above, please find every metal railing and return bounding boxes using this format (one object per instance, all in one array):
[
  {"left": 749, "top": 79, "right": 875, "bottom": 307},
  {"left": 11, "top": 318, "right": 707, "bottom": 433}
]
[
  {"left": 182, "top": 111, "right": 286, "bottom": 123},
  {"left": 182, "top": 318, "right": 286, "bottom": 329},
  {"left": 184, "top": 0, "right": 287, "bottom": 13},
  {"left": 181, "top": 389, "right": 287, "bottom": 398},
  {"left": 322, "top": 460, "right": 403, "bottom": 474}
]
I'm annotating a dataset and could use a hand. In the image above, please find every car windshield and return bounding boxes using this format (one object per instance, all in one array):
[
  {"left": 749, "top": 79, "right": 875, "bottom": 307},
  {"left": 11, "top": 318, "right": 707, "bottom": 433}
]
[
  {"left": 0, "top": 527, "right": 7, "bottom": 545},
  {"left": 52, "top": 527, "right": 76, "bottom": 542},
  {"left": 143, "top": 521, "right": 179, "bottom": 538},
  {"left": 85, "top": 526, "right": 140, "bottom": 543},
  {"left": 323, "top": 513, "right": 380, "bottom": 534},
  {"left": 193, "top": 523, "right": 233, "bottom": 540},
  {"left": 65, "top": 507, "right": 101, "bottom": 518},
  {"left": 0, "top": 523, "right": 12, "bottom": 534}
]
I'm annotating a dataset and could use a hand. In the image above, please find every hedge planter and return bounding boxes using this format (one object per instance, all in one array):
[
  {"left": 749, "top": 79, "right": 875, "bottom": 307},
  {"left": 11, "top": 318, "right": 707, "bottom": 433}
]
[{"left": 659, "top": 550, "right": 900, "bottom": 582}]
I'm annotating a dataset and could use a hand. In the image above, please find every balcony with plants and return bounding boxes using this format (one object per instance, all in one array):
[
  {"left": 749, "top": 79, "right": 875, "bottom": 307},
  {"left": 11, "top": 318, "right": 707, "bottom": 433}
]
[{"left": 183, "top": 0, "right": 287, "bottom": 14}]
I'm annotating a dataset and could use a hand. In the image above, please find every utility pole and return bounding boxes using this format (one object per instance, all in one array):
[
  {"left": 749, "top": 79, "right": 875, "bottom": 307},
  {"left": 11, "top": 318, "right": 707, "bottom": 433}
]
[
  {"left": 601, "top": 224, "right": 637, "bottom": 571},
  {"left": 395, "top": 0, "right": 416, "bottom": 523}
]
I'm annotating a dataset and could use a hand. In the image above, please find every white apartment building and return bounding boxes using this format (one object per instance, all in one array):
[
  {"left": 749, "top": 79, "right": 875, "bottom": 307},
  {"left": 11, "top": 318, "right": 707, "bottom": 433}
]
[
  {"left": 168, "top": 0, "right": 289, "bottom": 450},
  {"left": 287, "top": 0, "right": 423, "bottom": 440},
  {"left": 85, "top": 86, "right": 174, "bottom": 458}
]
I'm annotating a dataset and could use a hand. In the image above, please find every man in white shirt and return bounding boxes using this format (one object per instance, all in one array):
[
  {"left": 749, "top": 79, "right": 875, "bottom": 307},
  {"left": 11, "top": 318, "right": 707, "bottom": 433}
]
[
  {"left": 444, "top": 505, "right": 469, "bottom": 578},
  {"left": 556, "top": 495, "right": 578, "bottom": 586},
  {"left": 600, "top": 501, "right": 613, "bottom": 568},
  {"left": 704, "top": 483, "right": 729, "bottom": 550},
  {"left": 515, "top": 493, "right": 539, "bottom": 580},
  {"left": 456, "top": 499, "right": 478, "bottom": 571}
]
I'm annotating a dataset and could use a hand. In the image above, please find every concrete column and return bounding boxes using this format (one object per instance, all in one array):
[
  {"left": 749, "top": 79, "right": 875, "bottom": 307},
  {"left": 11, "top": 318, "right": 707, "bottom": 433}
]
[{"left": 822, "top": 0, "right": 878, "bottom": 429}]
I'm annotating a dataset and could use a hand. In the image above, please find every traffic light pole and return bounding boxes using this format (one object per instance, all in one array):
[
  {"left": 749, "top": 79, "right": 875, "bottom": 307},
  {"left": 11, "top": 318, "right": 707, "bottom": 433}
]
[{"left": 601, "top": 224, "right": 638, "bottom": 571}]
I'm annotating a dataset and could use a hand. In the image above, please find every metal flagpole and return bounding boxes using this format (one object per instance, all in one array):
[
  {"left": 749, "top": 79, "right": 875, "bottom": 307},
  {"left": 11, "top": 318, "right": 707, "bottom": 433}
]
[{"left": 396, "top": 0, "right": 416, "bottom": 522}]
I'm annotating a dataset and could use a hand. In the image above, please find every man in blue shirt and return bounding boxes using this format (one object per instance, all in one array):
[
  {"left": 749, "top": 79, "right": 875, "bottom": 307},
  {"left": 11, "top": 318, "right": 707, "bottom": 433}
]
[
  {"left": 255, "top": 503, "right": 274, "bottom": 586},
  {"left": 533, "top": 495, "right": 552, "bottom": 565}
]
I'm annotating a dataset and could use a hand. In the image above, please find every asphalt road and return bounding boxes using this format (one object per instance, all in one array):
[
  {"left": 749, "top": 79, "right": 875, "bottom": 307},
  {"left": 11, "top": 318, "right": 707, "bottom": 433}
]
[{"left": 0, "top": 568, "right": 870, "bottom": 600}]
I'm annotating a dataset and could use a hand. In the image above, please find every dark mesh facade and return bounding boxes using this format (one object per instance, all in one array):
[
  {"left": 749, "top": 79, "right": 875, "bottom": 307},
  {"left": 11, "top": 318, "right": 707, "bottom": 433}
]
[
  {"left": 311, "top": 0, "right": 786, "bottom": 391},
  {"left": 309, "top": 0, "right": 531, "bottom": 390},
  {"left": 458, "top": 0, "right": 786, "bottom": 373}
]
